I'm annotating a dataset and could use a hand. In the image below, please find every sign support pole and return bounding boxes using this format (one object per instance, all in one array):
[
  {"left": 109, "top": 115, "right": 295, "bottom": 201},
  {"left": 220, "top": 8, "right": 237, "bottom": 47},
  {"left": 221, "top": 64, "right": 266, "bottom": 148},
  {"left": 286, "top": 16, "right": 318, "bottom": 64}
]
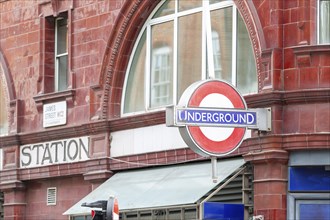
[{"left": 211, "top": 157, "right": 217, "bottom": 183}]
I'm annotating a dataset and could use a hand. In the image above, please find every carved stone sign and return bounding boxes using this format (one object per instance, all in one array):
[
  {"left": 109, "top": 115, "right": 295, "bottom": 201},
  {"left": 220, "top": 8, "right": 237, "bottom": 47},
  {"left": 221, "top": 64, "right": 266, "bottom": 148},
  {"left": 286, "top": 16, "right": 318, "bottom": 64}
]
[{"left": 20, "top": 136, "right": 90, "bottom": 168}]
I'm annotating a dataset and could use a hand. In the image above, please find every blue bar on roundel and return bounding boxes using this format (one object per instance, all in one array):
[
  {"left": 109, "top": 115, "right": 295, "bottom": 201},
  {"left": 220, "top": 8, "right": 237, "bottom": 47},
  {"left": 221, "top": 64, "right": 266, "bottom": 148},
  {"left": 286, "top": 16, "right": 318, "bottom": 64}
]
[{"left": 177, "top": 108, "right": 257, "bottom": 126}]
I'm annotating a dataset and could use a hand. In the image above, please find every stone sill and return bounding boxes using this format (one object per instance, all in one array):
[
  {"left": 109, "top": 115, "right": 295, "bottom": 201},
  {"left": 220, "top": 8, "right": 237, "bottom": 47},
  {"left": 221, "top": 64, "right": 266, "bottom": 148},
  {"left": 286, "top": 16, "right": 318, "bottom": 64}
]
[
  {"left": 292, "top": 44, "right": 330, "bottom": 54},
  {"left": 33, "top": 89, "right": 75, "bottom": 111}
]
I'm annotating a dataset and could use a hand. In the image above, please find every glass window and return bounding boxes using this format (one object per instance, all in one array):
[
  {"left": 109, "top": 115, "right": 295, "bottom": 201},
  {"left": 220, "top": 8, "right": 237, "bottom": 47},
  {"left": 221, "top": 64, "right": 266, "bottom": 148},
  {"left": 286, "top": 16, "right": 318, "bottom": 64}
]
[
  {"left": 124, "top": 30, "right": 147, "bottom": 113},
  {"left": 236, "top": 13, "right": 257, "bottom": 94},
  {"left": 55, "top": 17, "right": 68, "bottom": 91},
  {"left": 0, "top": 76, "right": 8, "bottom": 136},
  {"left": 178, "top": 0, "right": 202, "bottom": 12},
  {"left": 150, "top": 22, "right": 174, "bottom": 108},
  {"left": 319, "top": 0, "right": 330, "bottom": 44},
  {"left": 177, "top": 12, "right": 203, "bottom": 99},
  {"left": 210, "top": 6, "right": 233, "bottom": 82},
  {"left": 210, "top": 0, "right": 227, "bottom": 4},
  {"left": 151, "top": 47, "right": 172, "bottom": 108},
  {"left": 122, "top": 0, "right": 257, "bottom": 115},
  {"left": 212, "top": 30, "right": 222, "bottom": 78},
  {"left": 296, "top": 200, "right": 330, "bottom": 220},
  {"left": 153, "top": 0, "right": 175, "bottom": 18}
]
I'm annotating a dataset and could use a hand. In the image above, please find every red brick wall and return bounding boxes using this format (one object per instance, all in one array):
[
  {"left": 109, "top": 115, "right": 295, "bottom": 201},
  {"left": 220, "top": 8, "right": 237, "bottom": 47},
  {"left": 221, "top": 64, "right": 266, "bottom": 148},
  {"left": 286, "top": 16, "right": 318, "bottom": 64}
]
[
  {"left": 24, "top": 176, "right": 91, "bottom": 220},
  {"left": 0, "top": 0, "right": 123, "bottom": 133}
]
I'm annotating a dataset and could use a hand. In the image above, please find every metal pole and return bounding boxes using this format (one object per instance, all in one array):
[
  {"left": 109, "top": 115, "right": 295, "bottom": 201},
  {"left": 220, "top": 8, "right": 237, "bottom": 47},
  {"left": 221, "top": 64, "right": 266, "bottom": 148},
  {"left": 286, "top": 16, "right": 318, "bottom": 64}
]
[{"left": 211, "top": 157, "right": 217, "bottom": 183}]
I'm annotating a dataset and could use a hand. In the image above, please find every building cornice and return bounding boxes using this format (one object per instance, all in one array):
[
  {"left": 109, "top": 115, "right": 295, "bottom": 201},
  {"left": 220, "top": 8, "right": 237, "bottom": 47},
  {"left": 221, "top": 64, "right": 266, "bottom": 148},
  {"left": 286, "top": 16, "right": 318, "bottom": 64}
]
[
  {"left": 1, "top": 133, "right": 329, "bottom": 181},
  {"left": 245, "top": 88, "right": 330, "bottom": 107},
  {"left": 1, "top": 89, "right": 329, "bottom": 146},
  {"left": 0, "top": 120, "right": 109, "bottom": 147}
]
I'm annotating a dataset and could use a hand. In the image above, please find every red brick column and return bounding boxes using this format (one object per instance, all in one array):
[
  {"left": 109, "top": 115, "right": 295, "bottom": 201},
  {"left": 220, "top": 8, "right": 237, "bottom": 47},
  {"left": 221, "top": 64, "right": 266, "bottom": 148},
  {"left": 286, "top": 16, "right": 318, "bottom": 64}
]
[
  {"left": 1, "top": 181, "right": 26, "bottom": 220},
  {"left": 244, "top": 150, "right": 288, "bottom": 220}
]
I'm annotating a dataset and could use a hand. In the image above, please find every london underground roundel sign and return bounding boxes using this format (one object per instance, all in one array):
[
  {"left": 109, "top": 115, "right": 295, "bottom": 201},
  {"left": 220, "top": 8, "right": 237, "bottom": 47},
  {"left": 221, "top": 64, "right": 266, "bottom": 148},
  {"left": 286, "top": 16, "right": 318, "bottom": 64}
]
[{"left": 176, "top": 79, "right": 247, "bottom": 157}]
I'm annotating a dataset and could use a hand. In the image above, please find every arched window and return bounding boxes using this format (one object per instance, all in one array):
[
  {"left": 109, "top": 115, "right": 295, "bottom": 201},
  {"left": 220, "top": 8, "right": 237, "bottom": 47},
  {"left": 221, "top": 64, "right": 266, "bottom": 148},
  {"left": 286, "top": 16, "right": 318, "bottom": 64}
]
[
  {"left": 122, "top": 0, "right": 257, "bottom": 115},
  {"left": 0, "top": 72, "right": 8, "bottom": 136}
]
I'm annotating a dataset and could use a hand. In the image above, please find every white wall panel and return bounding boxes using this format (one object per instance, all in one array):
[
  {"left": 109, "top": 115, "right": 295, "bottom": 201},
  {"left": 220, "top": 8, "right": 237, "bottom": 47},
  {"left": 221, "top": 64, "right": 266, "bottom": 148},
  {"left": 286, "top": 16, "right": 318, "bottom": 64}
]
[{"left": 110, "top": 124, "right": 188, "bottom": 157}]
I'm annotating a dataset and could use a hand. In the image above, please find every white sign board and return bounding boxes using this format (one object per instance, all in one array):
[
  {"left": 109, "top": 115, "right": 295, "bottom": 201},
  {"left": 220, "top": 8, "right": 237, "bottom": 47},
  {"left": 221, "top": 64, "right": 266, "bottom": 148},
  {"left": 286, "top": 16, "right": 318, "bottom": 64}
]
[
  {"left": 43, "top": 101, "right": 67, "bottom": 127},
  {"left": 20, "top": 136, "right": 90, "bottom": 168}
]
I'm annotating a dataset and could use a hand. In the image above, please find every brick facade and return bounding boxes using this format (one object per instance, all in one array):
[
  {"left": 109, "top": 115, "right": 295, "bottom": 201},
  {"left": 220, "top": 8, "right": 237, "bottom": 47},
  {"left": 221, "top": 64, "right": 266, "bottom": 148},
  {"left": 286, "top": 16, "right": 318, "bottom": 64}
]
[{"left": 0, "top": 0, "right": 329, "bottom": 219}]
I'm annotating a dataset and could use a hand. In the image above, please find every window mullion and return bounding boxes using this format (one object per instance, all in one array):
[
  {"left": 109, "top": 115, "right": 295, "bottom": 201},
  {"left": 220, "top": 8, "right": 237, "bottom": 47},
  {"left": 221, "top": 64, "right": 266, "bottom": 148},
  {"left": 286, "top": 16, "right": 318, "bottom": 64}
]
[
  {"left": 201, "top": 0, "right": 207, "bottom": 80},
  {"left": 231, "top": 7, "right": 237, "bottom": 86},
  {"left": 173, "top": 9, "right": 178, "bottom": 104},
  {"left": 205, "top": 0, "right": 215, "bottom": 79}
]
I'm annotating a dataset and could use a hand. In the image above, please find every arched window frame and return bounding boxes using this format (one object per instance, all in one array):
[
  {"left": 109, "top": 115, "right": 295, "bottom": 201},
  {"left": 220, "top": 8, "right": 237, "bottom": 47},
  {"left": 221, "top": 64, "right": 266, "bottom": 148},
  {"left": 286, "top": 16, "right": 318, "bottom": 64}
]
[{"left": 122, "top": 0, "right": 257, "bottom": 116}]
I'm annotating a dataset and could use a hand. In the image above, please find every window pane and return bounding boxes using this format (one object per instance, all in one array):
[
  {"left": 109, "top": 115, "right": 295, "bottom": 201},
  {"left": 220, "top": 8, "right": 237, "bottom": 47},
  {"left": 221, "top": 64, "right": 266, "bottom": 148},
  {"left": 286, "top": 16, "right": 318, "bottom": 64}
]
[
  {"left": 212, "top": 30, "right": 222, "bottom": 78},
  {"left": 56, "top": 18, "right": 68, "bottom": 55},
  {"left": 124, "top": 30, "right": 147, "bottom": 113},
  {"left": 319, "top": 0, "right": 330, "bottom": 44},
  {"left": 236, "top": 14, "right": 257, "bottom": 94},
  {"left": 177, "top": 12, "right": 202, "bottom": 100},
  {"left": 296, "top": 201, "right": 330, "bottom": 220},
  {"left": 150, "top": 22, "right": 174, "bottom": 108},
  {"left": 57, "top": 55, "right": 68, "bottom": 91},
  {"left": 0, "top": 78, "right": 8, "bottom": 135},
  {"left": 211, "top": 7, "right": 232, "bottom": 83},
  {"left": 178, "top": 0, "right": 202, "bottom": 12},
  {"left": 210, "top": 0, "right": 226, "bottom": 4},
  {"left": 153, "top": 0, "right": 175, "bottom": 18}
]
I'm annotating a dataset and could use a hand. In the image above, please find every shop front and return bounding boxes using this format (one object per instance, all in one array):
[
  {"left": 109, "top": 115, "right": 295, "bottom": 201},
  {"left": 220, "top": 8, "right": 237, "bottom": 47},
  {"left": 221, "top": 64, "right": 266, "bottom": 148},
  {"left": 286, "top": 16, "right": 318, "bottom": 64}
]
[{"left": 287, "top": 150, "right": 330, "bottom": 220}]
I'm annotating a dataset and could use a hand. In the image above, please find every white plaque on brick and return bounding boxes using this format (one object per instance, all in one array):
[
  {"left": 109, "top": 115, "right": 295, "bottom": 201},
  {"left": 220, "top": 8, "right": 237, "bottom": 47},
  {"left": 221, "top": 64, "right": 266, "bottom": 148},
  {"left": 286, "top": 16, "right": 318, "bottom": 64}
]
[{"left": 43, "top": 101, "right": 67, "bottom": 128}]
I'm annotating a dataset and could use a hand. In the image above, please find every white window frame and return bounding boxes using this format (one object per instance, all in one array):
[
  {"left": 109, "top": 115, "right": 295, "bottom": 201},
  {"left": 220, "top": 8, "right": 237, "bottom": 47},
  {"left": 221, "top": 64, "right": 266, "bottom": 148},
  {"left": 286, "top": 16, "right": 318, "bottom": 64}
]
[
  {"left": 121, "top": 0, "right": 253, "bottom": 116},
  {"left": 55, "top": 17, "right": 68, "bottom": 92},
  {"left": 317, "top": 0, "right": 330, "bottom": 44}
]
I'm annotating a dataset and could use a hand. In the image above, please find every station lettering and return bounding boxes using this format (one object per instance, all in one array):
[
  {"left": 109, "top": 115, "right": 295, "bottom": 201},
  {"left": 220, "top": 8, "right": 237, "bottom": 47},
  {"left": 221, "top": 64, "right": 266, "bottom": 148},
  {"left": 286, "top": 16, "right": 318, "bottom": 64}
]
[{"left": 20, "top": 136, "right": 90, "bottom": 168}]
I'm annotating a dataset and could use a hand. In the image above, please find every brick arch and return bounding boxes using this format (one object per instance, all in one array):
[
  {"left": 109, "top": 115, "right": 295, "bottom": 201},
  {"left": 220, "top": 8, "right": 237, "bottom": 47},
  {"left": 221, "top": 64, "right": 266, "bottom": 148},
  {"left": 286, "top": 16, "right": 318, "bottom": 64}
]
[{"left": 99, "top": 0, "right": 160, "bottom": 119}]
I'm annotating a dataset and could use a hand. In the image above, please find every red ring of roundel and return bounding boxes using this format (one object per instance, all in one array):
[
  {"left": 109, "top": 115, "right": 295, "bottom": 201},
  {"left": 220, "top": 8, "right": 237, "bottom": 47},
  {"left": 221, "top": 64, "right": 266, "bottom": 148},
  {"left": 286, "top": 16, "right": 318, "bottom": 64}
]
[{"left": 187, "top": 81, "right": 246, "bottom": 155}]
